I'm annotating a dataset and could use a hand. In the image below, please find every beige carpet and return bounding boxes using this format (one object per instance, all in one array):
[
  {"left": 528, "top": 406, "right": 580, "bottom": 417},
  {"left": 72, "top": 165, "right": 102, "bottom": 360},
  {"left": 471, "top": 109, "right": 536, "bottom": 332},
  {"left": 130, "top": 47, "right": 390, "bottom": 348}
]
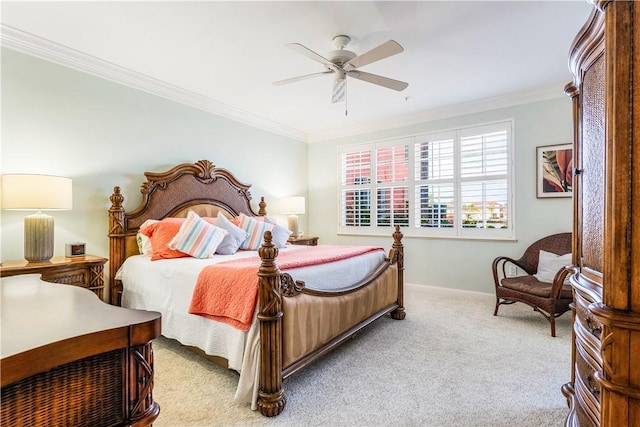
[{"left": 151, "top": 283, "right": 572, "bottom": 426}]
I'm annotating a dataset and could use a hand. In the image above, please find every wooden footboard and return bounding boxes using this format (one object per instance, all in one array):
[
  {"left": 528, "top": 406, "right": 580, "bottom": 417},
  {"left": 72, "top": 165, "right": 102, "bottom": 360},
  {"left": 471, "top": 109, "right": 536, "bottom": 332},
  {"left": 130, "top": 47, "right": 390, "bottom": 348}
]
[{"left": 256, "top": 226, "right": 405, "bottom": 417}]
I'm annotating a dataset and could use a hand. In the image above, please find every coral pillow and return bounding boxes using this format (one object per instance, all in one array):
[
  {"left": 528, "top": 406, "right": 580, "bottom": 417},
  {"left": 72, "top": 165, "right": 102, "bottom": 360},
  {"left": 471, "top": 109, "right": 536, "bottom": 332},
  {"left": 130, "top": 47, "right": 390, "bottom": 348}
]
[
  {"left": 139, "top": 217, "right": 188, "bottom": 260},
  {"left": 237, "top": 213, "right": 274, "bottom": 250},
  {"left": 168, "top": 211, "right": 227, "bottom": 259},
  {"left": 213, "top": 212, "right": 248, "bottom": 255},
  {"left": 139, "top": 215, "right": 220, "bottom": 260}
]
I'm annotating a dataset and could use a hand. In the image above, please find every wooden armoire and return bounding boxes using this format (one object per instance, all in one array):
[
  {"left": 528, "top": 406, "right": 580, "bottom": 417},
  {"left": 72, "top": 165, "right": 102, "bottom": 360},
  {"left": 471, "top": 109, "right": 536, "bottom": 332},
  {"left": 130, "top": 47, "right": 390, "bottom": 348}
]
[{"left": 563, "top": 1, "right": 640, "bottom": 426}]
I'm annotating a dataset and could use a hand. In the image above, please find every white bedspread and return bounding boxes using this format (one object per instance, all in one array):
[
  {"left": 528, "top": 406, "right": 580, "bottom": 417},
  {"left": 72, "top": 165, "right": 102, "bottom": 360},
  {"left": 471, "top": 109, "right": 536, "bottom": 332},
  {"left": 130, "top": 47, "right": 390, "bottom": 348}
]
[{"left": 116, "top": 245, "right": 386, "bottom": 408}]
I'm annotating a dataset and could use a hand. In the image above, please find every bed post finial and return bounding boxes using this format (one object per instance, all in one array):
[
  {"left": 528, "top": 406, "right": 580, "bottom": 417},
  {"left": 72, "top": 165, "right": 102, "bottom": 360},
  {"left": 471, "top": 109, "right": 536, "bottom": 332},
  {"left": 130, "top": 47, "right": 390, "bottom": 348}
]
[
  {"left": 390, "top": 225, "right": 406, "bottom": 320},
  {"left": 257, "top": 231, "right": 286, "bottom": 416},
  {"left": 258, "top": 196, "right": 267, "bottom": 216}
]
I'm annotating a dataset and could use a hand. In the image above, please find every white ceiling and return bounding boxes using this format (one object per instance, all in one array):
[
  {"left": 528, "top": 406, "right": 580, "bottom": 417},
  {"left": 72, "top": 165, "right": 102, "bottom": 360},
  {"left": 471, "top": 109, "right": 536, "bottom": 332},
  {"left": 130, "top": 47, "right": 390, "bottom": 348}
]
[{"left": 1, "top": 1, "right": 593, "bottom": 142}]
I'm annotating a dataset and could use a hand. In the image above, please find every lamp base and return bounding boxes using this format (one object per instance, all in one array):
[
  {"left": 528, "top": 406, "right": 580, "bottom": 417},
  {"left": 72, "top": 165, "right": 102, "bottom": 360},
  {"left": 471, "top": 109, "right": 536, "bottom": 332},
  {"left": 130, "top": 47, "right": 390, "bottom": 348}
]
[
  {"left": 24, "top": 212, "right": 54, "bottom": 263},
  {"left": 287, "top": 214, "right": 299, "bottom": 238}
]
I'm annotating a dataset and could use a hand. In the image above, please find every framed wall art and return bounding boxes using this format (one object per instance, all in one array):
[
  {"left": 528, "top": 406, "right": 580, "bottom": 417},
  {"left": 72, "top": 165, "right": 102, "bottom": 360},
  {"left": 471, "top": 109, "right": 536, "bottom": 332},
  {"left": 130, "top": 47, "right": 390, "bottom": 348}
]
[{"left": 536, "top": 143, "right": 573, "bottom": 198}]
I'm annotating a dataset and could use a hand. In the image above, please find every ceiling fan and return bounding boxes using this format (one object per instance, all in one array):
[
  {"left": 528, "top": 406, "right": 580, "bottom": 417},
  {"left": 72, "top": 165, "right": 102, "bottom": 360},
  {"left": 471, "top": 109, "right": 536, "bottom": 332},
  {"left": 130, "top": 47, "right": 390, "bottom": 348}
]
[{"left": 273, "top": 35, "right": 408, "bottom": 104}]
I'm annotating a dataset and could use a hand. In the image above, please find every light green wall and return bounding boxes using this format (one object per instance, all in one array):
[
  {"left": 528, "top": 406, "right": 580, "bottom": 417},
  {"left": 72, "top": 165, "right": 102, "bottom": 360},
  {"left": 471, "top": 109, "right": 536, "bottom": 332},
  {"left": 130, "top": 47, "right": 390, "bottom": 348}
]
[
  {"left": 307, "top": 98, "right": 573, "bottom": 293},
  {"left": 1, "top": 48, "right": 308, "bottom": 262},
  {"left": 1, "top": 47, "right": 573, "bottom": 294}
]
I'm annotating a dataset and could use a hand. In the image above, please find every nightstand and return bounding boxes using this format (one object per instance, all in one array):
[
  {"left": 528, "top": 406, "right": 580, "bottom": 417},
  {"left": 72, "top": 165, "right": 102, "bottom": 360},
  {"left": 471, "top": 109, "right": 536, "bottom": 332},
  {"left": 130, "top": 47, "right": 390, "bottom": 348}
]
[
  {"left": 0, "top": 255, "right": 108, "bottom": 301},
  {"left": 288, "top": 236, "right": 319, "bottom": 246}
]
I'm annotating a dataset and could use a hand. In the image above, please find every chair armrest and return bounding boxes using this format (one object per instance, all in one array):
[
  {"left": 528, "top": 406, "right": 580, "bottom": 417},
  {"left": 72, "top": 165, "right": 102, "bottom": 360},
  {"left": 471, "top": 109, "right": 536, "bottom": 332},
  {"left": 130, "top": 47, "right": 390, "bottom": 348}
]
[
  {"left": 492, "top": 256, "right": 527, "bottom": 287},
  {"left": 550, "top": 265, "right": 577, "bottom": 298}
]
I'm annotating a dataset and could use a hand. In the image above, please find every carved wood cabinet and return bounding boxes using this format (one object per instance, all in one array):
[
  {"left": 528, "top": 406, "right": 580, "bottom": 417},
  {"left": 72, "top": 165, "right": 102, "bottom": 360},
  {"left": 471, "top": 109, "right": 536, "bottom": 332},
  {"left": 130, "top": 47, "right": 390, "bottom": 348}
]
[{"left": 563, "top": 2, "right": 640, "bottom": 426}]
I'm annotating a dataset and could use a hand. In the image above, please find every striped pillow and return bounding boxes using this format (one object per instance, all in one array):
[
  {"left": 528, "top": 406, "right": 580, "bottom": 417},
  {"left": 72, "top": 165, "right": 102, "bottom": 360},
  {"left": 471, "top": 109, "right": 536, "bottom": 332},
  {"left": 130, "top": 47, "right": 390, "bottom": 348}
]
[
  {"left": 237, "top": 213, "right": 274, "bottom": 250},
  {"left": 169, "top": 210, "right": 228, "bottom": 258}
]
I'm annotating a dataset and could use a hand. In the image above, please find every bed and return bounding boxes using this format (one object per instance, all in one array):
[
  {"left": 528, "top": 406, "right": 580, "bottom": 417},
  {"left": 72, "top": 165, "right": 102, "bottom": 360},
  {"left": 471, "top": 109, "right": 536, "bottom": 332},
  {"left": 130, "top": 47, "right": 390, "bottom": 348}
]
[{"left": 108, "top": 159, "right": 405, "bottom": 417}]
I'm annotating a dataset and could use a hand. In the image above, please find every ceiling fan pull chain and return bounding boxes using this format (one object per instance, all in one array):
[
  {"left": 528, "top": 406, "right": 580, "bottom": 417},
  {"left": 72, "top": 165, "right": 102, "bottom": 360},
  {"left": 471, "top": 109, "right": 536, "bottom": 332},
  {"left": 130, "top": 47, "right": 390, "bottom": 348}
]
[{"left": 345, "top": 79, "right": 348, "bottom": 116}]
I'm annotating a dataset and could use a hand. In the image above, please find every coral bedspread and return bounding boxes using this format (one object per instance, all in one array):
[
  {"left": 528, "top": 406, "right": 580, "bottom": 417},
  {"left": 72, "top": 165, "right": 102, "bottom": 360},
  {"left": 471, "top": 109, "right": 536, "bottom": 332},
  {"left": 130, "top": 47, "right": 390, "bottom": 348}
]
[{"left": 188, "top": 245, "right": 384, "bottom": 330}]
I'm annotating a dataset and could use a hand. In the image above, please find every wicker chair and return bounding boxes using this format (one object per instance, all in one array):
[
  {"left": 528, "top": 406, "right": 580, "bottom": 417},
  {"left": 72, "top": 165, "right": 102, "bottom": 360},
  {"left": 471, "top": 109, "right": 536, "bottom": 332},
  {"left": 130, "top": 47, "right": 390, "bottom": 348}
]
[{"left": 492, "top": 232, "right": 573, "bottom": 337}]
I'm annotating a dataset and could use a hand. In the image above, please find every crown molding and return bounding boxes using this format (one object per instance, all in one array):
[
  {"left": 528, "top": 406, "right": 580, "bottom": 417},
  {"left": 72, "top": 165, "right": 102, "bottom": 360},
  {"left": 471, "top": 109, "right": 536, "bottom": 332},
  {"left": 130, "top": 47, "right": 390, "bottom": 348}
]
[
  {"left": 1, "top": 24, "right": 568, "bottom": 145},
  {"left": 306, "top": 83, "right": 568, "bottom": 143},
  {"left": 0, "top": 24, "right": 307, "bottom": 142}
]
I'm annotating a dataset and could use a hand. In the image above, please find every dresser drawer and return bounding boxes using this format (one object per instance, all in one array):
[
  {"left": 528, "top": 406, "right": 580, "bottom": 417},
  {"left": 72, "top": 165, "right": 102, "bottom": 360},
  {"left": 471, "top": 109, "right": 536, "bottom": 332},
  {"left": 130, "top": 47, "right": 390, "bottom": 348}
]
[
  {"left": 574, "top": 340, "right": 601, "bottom": 426},
  {"left": 575, "top": 404, "right": 598, "bottom": 427},
  {"left": 574, "top": 290, "right": 603, "bottom": 343},
  {"left": 41, "top": 265, "right": 91, "bottom": 286}
]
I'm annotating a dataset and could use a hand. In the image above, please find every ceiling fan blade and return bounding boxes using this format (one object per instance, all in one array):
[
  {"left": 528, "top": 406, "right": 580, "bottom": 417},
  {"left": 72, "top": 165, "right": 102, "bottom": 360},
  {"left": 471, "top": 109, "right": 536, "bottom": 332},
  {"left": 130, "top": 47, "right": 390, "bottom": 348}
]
[
  {"left": 286, "top": 43, "right": 338, "bottom": 70},
  {"left": 273, "top": 70, "right": 333, "bottom": 86},
  {"left": 343, "top": 40, "right": 404, "bottom": 70},
  {"left": 347, "top": 70, "right": 408, "bottom": 91}
]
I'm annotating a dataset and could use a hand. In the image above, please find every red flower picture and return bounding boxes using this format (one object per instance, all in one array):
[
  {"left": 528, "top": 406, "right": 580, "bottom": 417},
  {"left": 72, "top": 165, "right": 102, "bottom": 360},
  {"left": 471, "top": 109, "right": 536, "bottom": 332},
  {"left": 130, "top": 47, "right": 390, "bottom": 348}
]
[{"left": 537, "top": 144, "right": 573, "bottom": 198}]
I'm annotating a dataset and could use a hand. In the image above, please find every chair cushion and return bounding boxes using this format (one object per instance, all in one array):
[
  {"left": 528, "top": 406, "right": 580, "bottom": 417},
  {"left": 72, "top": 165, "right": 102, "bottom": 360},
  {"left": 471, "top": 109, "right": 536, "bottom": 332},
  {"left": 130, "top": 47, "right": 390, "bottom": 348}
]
[{"left": 500, "top": 275, "right": 573, "bottom": 299}]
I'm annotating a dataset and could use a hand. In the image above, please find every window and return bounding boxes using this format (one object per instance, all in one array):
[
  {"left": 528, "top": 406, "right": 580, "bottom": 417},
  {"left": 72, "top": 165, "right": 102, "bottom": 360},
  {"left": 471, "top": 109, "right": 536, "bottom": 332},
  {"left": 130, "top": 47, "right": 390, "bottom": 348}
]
[{"left": 339, "top": 121, "right": 514, "bottom": 239}]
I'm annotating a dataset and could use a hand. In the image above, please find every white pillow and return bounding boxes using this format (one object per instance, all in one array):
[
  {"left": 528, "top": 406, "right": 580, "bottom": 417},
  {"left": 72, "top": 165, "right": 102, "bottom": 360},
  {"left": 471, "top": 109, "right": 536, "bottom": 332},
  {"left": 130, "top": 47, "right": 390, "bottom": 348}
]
[
  {"left": 264, "top": 216, "right": 293, "bottom": 248},
  {"left": 534, "top": 250, "right": 572, "bottom": 283},
  {"left": 136, "top": 219, "right": 159, "bottom": 255},
  {"left": 213, "top": 212, "right": 248, "bottom": 255}
]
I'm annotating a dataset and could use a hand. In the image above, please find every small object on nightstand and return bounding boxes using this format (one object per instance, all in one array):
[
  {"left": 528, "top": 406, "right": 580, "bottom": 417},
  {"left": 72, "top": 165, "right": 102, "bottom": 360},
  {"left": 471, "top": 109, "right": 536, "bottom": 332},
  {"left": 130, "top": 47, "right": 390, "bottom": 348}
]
[
  {"left": 0, "top": 255, "right": 108, "bottom": 300},
  {"left": 288, "top": 235, "right": 319, "bottom": 246},
  {"left": 65, "top": 242, "right": 86, "bottom": 257}
]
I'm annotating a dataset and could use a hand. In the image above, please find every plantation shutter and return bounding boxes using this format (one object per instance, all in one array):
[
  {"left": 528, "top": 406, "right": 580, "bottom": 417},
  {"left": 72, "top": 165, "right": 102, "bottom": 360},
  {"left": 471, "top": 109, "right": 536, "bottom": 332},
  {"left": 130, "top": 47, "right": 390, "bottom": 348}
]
[
  {"left": 414, "top": 133, "right": 455, "bottom": 230},
  {"left": 376, "top": 145, "right": 409, "bottom": 227},
  {"left": 338, "top": 120, "right": 513, "bottom": 239},
  {"left": 460, "top": 123, "right": 510, "bottom": 231},
  {"left": 341, "top": 148, "right": 373, "bottom": 227}
]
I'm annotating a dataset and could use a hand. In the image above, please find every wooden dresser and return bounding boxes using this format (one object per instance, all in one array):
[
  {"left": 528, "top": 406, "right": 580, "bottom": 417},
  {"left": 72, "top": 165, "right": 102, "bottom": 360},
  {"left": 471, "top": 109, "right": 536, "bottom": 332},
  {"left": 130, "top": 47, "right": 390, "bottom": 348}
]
[
  {"left": 563, "top": 2, "right": 640, "bottom": 426},
  {"left": 1, "top": 275, "right": 161, "bottom": 427}
]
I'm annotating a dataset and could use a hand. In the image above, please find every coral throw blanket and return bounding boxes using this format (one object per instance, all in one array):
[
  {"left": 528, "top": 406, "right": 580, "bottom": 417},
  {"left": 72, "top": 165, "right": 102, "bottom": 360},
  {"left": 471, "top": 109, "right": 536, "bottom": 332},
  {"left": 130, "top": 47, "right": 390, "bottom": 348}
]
[{"left": 188, "top": 245, "right": 384, "bottom": 331}]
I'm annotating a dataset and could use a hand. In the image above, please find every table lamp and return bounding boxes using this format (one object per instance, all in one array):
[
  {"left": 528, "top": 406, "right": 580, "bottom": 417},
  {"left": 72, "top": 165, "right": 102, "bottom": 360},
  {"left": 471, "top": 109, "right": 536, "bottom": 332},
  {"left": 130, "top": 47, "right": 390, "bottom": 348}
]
[
  {"left": 281, "top": 196, "right": 305, "bottom": 238},
  {"left": 2, "top": 174, "right": 73, "bottom": 262}
]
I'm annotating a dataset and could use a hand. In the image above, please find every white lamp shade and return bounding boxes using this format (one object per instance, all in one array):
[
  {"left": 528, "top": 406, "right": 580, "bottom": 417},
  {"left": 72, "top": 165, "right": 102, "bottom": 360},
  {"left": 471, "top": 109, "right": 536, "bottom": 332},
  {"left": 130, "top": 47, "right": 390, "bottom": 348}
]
[
  {"left": 2, "top": 174, "right": 72, "bottom": 210},
  {"left": 281, "top": 196, "right": 305, "bottom": 214}
]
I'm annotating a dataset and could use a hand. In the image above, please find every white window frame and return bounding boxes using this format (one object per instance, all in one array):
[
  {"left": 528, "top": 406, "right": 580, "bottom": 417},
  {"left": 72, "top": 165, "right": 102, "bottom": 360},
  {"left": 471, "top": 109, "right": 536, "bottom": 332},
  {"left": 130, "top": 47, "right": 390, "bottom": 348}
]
[{"left": 338, "top": 120, "right": 515, "bottom": 240}]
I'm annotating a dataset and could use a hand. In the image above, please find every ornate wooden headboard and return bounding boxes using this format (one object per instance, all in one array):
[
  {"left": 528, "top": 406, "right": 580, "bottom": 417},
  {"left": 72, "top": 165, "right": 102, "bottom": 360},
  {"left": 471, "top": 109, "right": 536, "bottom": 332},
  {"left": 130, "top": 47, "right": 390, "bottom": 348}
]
[{"left": 108, "top": 160, "right": 266, "bottom": 305}]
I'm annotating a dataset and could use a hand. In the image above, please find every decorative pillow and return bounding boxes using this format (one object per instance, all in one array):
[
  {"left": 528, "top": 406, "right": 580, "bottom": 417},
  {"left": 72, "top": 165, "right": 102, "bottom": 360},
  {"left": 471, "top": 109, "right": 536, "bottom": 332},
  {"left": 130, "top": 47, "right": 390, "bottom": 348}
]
[
  {"left": 136, "top": 219, "right": 159, "bottom": 255},
  {"left": 264, "top": 216, "right": 292, "bottom": 248},
  {"left": 213, "top": 212, "right": 248, "bottom": 255},
  {"left": 534, "top": 250, "right": 572, "bottom": 283},
  {"left": 168, "top": 210, "right": 227, "bottom": 259},
  {"left": 231, "top": 215, "right": 264, "bottom": 226},
  {"left": 237, "top": 213, "right": 274, "bottom": 250},
  {"left": 139, "top": 217, "right": 190, "bottom": 261}
]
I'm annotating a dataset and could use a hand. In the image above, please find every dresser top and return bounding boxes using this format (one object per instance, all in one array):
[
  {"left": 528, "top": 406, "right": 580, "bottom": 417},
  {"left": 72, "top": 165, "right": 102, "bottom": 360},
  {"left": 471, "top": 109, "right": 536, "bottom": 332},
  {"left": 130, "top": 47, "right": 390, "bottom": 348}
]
[
  {"left": 1, "top": 274, "right": 160, "bottom": 359},
  {"left": 0, "top": 255, "right": 107, "bottom": 274}
]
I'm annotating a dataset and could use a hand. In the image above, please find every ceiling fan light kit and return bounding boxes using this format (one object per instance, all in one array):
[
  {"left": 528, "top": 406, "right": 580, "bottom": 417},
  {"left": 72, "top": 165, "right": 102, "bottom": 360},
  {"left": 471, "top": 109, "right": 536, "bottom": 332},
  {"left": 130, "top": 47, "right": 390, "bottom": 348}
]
[{"left": 273, "top": 34, "right": 408, "bottom": 106}]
